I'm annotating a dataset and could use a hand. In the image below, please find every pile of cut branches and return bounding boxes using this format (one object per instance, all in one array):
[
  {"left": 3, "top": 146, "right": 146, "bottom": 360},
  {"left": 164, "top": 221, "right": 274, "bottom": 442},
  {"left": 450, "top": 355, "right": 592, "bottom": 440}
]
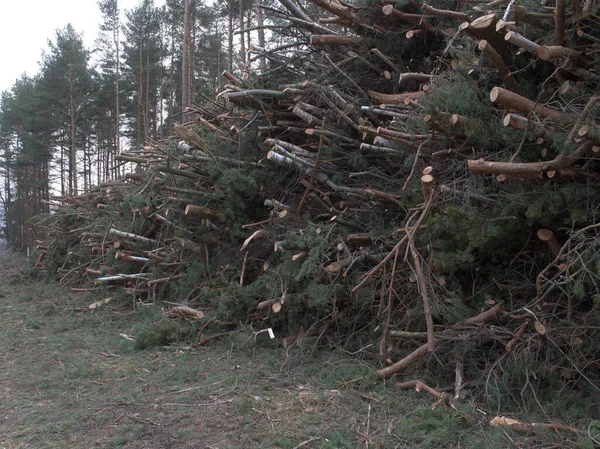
[{"left": 35, "top": 0, "right": 600, "bottom": 436}]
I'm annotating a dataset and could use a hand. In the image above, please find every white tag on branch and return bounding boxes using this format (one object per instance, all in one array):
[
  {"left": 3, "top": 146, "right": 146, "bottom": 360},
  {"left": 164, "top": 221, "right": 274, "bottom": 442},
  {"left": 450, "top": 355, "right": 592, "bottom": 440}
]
[{"left": 267, "top": 328, "right": 275, "bottom": 339}]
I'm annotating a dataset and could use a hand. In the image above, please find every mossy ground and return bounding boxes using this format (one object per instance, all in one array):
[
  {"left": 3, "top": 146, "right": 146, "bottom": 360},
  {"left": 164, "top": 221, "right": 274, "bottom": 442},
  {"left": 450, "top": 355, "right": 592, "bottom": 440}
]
[{"left": 0, "top": 251, "right": 595, "bottom": 449}]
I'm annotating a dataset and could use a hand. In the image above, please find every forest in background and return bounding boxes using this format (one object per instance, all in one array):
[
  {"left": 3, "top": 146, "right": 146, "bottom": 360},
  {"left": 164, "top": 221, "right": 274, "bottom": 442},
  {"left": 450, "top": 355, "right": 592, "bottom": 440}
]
[
  {"left": 1, "top": 0, "right": 600, "bottom": 444},
  {"left": 0, "top": 0, "right": 238, "bottom": 248}
]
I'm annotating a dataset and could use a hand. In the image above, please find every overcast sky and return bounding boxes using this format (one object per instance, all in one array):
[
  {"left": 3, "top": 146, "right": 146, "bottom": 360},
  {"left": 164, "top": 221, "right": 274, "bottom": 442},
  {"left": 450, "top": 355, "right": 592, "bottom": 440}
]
[{"left": 0, "top": 0, "right": 164, "bottom": 95}]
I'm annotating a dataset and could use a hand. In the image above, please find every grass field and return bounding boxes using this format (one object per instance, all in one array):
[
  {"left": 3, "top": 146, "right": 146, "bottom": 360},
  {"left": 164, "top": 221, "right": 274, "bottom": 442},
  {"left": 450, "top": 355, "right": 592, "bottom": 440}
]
[{"left": 0, "top": 251, "right": 596, "bottom": 448}]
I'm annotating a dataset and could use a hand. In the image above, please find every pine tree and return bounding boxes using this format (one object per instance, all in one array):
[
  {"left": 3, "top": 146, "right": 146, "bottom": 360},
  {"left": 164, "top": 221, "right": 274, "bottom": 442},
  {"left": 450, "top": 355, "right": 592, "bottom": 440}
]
[
  {"left": 122, "top": 0, "right": 164, "bottom": 149},
  {"left": 97, "top": 0, "right": 121, "bottom": 181},
  {"left": 40, "top": 24, "right": 92, "bottom": 195}
]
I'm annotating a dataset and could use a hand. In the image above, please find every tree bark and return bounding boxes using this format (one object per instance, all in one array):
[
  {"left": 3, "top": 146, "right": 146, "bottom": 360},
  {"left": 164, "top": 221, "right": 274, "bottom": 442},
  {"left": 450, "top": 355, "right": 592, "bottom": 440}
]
[
  {"left": 182, "top": 0, "right": 191, "bottom": 123},
  {"left": 490, "top": 86, "right": 567, "bottom": 122}
]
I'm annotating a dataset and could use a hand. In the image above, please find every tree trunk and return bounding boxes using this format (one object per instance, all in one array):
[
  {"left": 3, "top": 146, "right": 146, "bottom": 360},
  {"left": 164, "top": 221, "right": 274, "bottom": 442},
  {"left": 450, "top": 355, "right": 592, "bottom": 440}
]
[
  {"left": 256, "top": 0, "right": 266, "bottom": 71},
  {"left": 114, "top": 5, "right": 121, "bottom": 161},
  {"left": 228, "top": 0, "right": 233, "bottom": 73},
  {"left": 239, "top": 0, "right": 245, "bottom": 68},
  {"left": 182, "top": 0, "right": 191, "bottom": 123},
  {"left": 68, "top": 61, "right": 78, "bottom": 195}
]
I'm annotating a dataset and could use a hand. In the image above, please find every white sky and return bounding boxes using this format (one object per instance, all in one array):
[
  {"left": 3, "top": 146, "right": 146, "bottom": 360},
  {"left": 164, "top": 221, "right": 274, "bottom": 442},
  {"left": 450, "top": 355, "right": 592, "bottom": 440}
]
[{"left": 0, "top": 0, "right": 164, "bottom": 95}]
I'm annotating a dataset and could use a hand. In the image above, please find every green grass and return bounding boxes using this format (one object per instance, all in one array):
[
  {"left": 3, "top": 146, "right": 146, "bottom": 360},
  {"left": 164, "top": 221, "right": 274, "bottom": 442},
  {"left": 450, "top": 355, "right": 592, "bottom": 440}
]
[{"left": 0, "top": 252, "right": 596, "bottom": 448}]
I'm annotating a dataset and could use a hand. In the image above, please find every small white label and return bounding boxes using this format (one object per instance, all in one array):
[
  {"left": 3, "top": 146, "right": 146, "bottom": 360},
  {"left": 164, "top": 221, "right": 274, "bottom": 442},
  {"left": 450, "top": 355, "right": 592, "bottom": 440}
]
[{"left": 267, "top": 328, "right": 275, "bottom": 339}]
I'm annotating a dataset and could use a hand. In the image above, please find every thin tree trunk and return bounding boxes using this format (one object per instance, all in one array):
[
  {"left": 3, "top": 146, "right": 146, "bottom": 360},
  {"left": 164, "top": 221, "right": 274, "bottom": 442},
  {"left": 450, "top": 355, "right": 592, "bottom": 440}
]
[
  {"left": 168, "top": 19, "right": 175, "bottom": 136},
  {"left": 239, "top": 0, "right": 245, "bottom": 68},
  {"left": 256, "top": 0, "right": 266, "bottom": 71},
  {"left": 137, "top": 38, "right": 143, "bottom": 149},
  {"left": 69, "top": 63, "right": 78, "bottom": 195},
  {"left": 182, "top": 0, "right": 191, "bottom": 123},
  {"left": 145, "top": 40, "right": 150, "bottom": 142},
  {"left": 228, "top": 0, "right": 233, "bottom": 73},
  {"left": 246, "top": 6, "right": 252, "bottom": 67},
  {"left": 114, "top": 4, "right": 121, "bottom": 161}
]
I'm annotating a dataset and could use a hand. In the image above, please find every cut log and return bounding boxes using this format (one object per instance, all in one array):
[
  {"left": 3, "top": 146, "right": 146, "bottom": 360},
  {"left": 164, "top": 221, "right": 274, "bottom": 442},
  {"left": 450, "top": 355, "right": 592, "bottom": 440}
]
[
  {"left": 185, "top": 204, "right": 220, "bottom": 220},
  {"left": 504, "top": 31, "right": 540, "bottom": 53},
  {"left": 467, "top": 141, "right": 592, "bottom": 175},
  {"left": 537, "top": 229, "right": 562, "bottom": 257},
  {"left": 422, "top": 4, "right": 472, "bottom": 21},
  {"left": 503, "top": 113, "right": 547, "bottom": 137},
  {"left": 421, "top": 173, "right": 436, "bottom": 203},
  {"left": 115, "top": 251, "right": 150, "bottom": 266},
  {"left": 165, "top": 306, "right": 204, "bottom": 320},
  {"left": 95, "top": 273, "right": 149, "bottom": 283},
  {"left": 109, "top": 228, "right": 156, "bottom": 245},
  {"left": 537, "top": 45, "right": 583, "bottom": 62},
  {"left": 478, "top": 40, "right": 517, "bottom": 89},
  {"left": 490, "top": 86, "right": 567, "bottom": 122},
  {"left": 398, "top": 72, "right": 433, "bottom": 84},
  {"left": 368, "top": 90, "right": 425, "bottom": 104},
  {"left": 381, "top": 5, "right": 422, "bottom": 22}
]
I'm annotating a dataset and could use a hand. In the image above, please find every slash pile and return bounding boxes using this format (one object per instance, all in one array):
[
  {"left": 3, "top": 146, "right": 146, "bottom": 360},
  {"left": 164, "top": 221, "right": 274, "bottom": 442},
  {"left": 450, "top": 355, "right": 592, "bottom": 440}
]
[{"left": 35, "top": 0, "right": 599, "bottom": 426}]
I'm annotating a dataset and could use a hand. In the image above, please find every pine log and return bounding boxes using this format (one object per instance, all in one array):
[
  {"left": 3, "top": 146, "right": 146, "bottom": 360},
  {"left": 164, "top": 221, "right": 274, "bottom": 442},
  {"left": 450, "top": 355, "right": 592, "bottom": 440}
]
[
  {"left": 222, "top": 70, "right": 243, "bottom": 85},
  {"left": 165, "top": 306, "right": 204, "bottom": 320},
  {"left": 406, "top": 29, "right": 426, "bottom": 38},
  {"left": 309, "top": 35, "right": 361, "bottom": 46},
  {"left": 224, "top": 89, "right": 287, "bottom": 100},
  {"left": 399, "top": 72, "right": 433, "bottom": 84},
  {"left": 371, "top": 48, "right": 402, "bottom": 73},
  {"left": 503, "top": 114, "right": 547, "bottom": 137},
  {"left": 109, "top": 228, "right": 156, "bottom": 245},
  {"left": 495, "top": 19, "right": 517, "bottom": 32},
  {"left": 360, "top": 125, "right": 429, "bottom": 141},
  {"left": 381, "top": 5, "right": 422, "bottom": 23},
  {"left": 576, "top": 28, "right": 600, "bottom": 43},
  {"left": 504, "top": 31, "right": 540, "bottom": 53},
  {"left": 421, "top": 171, "right": 436, "bottom": 203},
  {"left": 559, "top": 80, "right": 590, "bottom": 101},
  {"left": 359, "top": 143, "right": 405, "bottom": 156},
  {"left": 264, "top": 138, "right": 314, "bottom": 157},
  {"left": 537, "top": 229, "right": 562, "bottom": 257},
  {"left": 115, "top": 251, "right": 150, "bottom": 266},
  {"left": 368, "top": 90, "right": 425, "bottom": 104},
  {"left": 490, "top": 87, "right": 567, "bottom": 122},
  {"left": 477, "top": 40, "right": 517, "bottom": 89},
  {"left": 467, "top": 141, "right": 592, "bottom": 175},
  {"left": 451, "top": 114, "right": 477, "bottom": 127},
  {"left": 174, "top": 123, "right": 207, "bottom": 151},
  {"left": 185, "top": 204, "right": 220, "bottom": 220},
  {"left": 422, "top": 4, "right": 472, "bottom": 21},
  {"left": 460, "top": 15, "right": 511, "bottom": 65},
  {"left": 537, "top": 45, "right": 583, "bottom": 63},
  {"left": 95, "top": 273, "right": 149, "bottom": 284},
  {"left": 292, "top": 104, "right": 321, "bottom": 125}
]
